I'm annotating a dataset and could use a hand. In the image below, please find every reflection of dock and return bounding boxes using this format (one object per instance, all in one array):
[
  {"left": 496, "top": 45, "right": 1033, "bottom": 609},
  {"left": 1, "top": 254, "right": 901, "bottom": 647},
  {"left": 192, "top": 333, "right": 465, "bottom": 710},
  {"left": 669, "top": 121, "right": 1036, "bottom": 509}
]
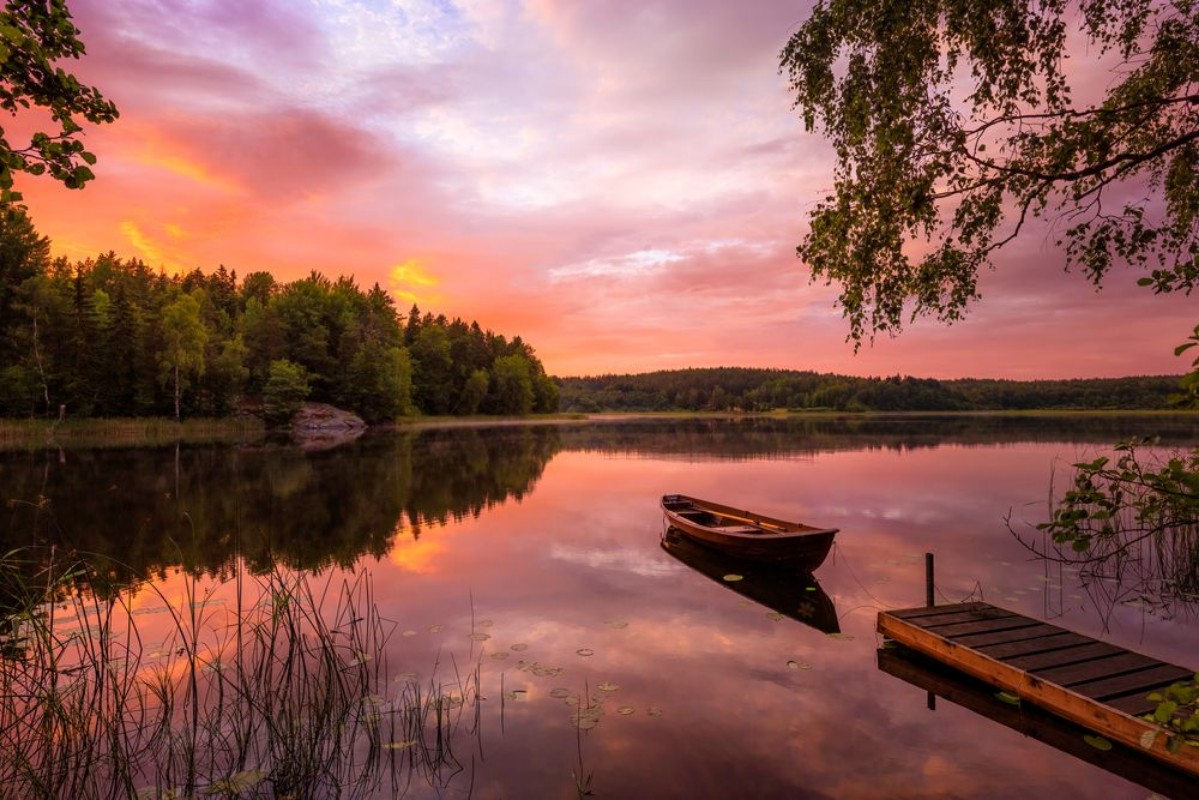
[
  {"left": 877, "top": 602, "right": 1198, "bottom": 777},
  {"left": 661, "top": 528, "right": 840, "bottom": 634},
  {"left": 878, "top": 647, "right": 1196, "bottom": 798}
]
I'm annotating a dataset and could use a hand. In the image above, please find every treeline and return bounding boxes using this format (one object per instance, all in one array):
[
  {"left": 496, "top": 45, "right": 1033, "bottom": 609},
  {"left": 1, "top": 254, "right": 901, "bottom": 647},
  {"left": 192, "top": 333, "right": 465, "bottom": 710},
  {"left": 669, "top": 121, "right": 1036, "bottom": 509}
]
[
  {"left": 556, "top": 368, "right": 1185, "bottom": 413},
  {"left": 0, "top": 208, "right": 558, "bottom": 423}
]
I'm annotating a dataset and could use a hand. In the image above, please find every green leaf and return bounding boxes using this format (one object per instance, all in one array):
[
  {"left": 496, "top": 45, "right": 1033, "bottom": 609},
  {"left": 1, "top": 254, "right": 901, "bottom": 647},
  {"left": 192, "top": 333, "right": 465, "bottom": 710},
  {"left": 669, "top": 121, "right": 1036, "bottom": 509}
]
[
  {"left": 995, "top": 691, "right": 1021, "bottom": 706},
  {"left": 1082, "top": 734, "right": 1112, "bottom": 751},
  {"left": 1154, "top": 700, "right": 1178, "bottom": 724}
]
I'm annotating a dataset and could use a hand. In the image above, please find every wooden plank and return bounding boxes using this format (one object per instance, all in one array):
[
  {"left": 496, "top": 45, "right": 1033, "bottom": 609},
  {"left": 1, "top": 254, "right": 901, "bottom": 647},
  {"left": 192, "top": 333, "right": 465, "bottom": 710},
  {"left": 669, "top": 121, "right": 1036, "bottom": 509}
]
[
  {"left": 1003, "top": 641, "right": 1124, "bottom": 671},
  {"left": 930, "top": 616, "right": 1045, "bottom": 638},
  {"left": 1035, "top": 651, "right": 1163, "bottom": 687},
  {"left": 877, "top": 608, "right": 1199, "bottom": 777},
  {"left": 917, "top": 609, "right": 1022, "bottom": 628},
  {"left": 1106, "top": 692, "right": 1161, "bottom": 718},
  {"left": 889, "top": 602, "right": 988, "bottom": 621},
  {"left": 1071, "top": 664, "right": 1193, "bottom": 701},
  {"left": 976, "top": 632, "right": 1093, "bottom": 660},
  {"left": 954, "top": 623, "right": 1067, "bottom": 649}
]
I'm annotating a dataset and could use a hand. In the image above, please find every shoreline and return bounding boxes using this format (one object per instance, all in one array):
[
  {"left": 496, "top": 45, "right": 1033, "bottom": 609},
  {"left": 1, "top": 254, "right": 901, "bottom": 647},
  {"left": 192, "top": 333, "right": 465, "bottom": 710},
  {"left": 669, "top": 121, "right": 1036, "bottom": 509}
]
[{"left": 0, "top": 408, "right": 1195, "bottom": 452}]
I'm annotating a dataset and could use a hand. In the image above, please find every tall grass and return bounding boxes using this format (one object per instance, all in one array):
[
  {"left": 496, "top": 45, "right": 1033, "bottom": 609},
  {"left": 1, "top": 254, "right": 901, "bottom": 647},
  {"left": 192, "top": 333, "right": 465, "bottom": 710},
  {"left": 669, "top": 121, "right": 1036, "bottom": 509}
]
[
  {"left": 0, "top": 549, "right": 481, "bottom": 799},
  {"left": 0, "top": 417, "right": 265, "bottom": 451}
]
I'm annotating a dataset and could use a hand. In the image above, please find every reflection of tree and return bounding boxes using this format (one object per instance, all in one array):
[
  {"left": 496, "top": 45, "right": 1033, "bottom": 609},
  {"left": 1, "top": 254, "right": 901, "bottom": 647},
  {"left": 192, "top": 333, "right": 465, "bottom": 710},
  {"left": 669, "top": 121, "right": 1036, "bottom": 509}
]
[
  {"left": 0, "top": 427, "right": 560, "bottom": 584},
  {"left": 4, "top": 417, "right": 1196, "bottom": 593},
  {"left": 1014, "top": 440, "right": 1199, "bottom": 624},
  {"left": 556, "top": 415, "right": 1199, "bottom": 460}
]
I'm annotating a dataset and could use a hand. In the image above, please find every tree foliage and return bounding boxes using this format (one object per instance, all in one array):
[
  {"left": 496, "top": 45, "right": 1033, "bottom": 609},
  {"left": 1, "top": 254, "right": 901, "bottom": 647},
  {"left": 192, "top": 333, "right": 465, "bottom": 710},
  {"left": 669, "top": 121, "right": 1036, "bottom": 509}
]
[
  {"left": 0, "top": 0, "right": 119, "bottom": 202},
  {"left": 0, "top": 212, "right": 559, "bottom": 422},
  {"left": 263, "top": 359, "right": 310, "bottom": 426},
  {"left": 781, "top": 0, "right": 1199, "bottom": 343},
  {"left": 557, "top": 367, "right": 1181, "bottom": 413}
]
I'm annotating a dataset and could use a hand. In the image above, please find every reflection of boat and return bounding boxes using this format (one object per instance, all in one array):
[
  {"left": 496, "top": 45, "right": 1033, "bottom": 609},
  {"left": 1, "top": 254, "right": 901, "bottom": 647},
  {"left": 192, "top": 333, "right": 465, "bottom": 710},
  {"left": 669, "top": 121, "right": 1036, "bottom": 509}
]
[
  {"left": 660, "top": 494, "right": 837, "bottom": 568},
  {"left": 660, "top": 528, "right": 840, "bottom": 633},
  {"left": 877, "top": 646, "right": 1196, "bottom": 798}
]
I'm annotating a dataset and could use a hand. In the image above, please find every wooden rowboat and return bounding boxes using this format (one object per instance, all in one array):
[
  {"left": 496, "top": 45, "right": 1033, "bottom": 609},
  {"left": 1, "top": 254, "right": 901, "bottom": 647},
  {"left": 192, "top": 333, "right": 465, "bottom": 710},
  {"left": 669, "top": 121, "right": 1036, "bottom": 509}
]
[{"left": 660, "top": 494, "right": 837, "bottom": 569}]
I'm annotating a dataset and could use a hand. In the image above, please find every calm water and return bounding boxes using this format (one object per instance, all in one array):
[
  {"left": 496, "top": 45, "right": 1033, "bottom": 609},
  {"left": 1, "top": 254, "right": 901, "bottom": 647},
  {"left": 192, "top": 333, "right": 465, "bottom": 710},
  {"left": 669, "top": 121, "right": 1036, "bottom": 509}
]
[{"left": 3, "top": 416, "right": 1197, "bottom": 799}]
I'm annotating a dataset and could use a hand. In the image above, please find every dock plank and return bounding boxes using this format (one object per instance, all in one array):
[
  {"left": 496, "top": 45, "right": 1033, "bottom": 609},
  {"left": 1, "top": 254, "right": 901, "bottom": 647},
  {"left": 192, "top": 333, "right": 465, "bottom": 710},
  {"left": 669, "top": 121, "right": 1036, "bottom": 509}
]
[
  {"left": 976, "top": 632, "right": 1093, "bottom": 660},
  {"left": 930, "top": 616, "right": 1045, "bottom": 638},
  {"left": 1003, "top": 641, "right": 1124, "bottom": 671},
  {"left": 1071, "top": 664, "right": 1193, "bottom": 701},
  {"left": 889, "top": 602, "right": 987, "bottom": 621},
  {"left": 877, "top": 602, "right": 1198, "bottom": 777},
  {"left": 1035, "top": 651, "right": 1163, "bottom": 687},
  {"left": 953, "top": 623, "right": 1066, "bottom": 649},
  {"left": 914, "top": 609, "right": 1021, "bottom": 628}
]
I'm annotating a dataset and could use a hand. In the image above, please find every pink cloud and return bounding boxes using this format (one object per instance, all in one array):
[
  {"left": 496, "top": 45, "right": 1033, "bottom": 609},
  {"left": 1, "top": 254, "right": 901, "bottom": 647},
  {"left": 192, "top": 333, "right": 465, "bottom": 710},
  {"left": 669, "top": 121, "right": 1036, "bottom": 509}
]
[{"left": 10, "top": 0, "right": 1191, "bottom": 380}]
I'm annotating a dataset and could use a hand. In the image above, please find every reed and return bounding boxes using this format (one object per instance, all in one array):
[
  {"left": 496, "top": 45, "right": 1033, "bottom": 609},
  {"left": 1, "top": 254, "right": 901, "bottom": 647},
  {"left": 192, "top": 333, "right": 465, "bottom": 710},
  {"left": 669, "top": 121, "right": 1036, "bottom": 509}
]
[
  {"left": 0, "top": 417, "right": 265, "bottom": 451},
  {"left": 0, "top": 548, "right": 482, "bottom": 799}
]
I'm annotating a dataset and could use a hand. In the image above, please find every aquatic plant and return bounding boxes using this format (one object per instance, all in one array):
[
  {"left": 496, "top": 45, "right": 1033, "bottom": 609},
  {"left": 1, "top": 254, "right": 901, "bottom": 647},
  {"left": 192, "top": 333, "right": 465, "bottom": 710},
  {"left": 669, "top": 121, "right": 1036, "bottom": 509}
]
[
  {"left": 1145, "top": 674, "right": 1199, "bottom": 753},
  {"left": 0, "top": 548, "right": 482, "bottom": 799},
  {"left": 1017, "top": 439, "right": 1199, "bottom": 621}
]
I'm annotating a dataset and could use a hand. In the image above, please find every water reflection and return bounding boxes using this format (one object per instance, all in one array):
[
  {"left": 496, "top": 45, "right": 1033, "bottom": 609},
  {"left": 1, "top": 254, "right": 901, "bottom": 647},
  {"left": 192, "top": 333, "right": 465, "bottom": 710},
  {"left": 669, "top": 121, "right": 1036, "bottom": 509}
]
[
  {"left": 660, "top": 527, "right": 840, "bottom": 633},
  {"left": 876, "top": 646, "right": 1196, "bottom": 799},
  {"left": 0, "top": 416, "right": 1196, "bottom": 798},
  {"left": 1, "top": 426, "right": 560, "bottom": 583}
]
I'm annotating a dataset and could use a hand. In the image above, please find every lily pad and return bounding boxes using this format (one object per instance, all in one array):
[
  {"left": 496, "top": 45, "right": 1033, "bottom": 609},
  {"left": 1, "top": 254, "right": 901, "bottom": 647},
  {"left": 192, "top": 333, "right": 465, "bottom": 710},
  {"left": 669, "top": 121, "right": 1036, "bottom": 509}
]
[
  {"left": 505, "top": 690, "right": 528, "bottom": 702},
  {"left": 597, "top": 681, "right": 619, "bottom": 693},
  {"left": 384, "top": 740, "right": 418, "bottom": 750},
  {"left": 617, "top": 706, "right": 635, "bottom": 716},
  {"left": 478, "top": 619, "right": 494, "bottom": 628},
  {"left": 469, "top": 632, "right": 491, "bottom": 642},
  {"left": 1083, "top": 734, "right": 1113, "bottom": 751},
  {"left": 646, "top": 706, "right": 663, "bottom": 717},
  {"left": 604, "top": 619, "right": 629, "bottom": 629},
  {"left": 577, "top": 648, "right": 595, "bottom": 657},
  {"left": 571, "top": 707, "right": 603, "bottom": 730},
  {"left": 401, "top": 629, "right": 417, "bottom": 638},
  {"left": 549, "top": 688, "right": 572, "bottom": 699},
  {"left": 787, "top": 660, "right": 812, "bottom": 670},
  {"left": 722, "top": 574, "right": 744, "bottom": 582},
  {"left": 489, "top": 651, "right": 509, "bottom": 661},
  {"left": 511, "top": 643, "right": 529, "bottom": 652},
  {"left": 995, "top": 691, "right": 1021, "bottom": 706},
  {"left": 766, "top": 612, "right": 785, "bottom": 622},
  {"left": 428, "top": 624, "right": 443, "bottom": 633}
]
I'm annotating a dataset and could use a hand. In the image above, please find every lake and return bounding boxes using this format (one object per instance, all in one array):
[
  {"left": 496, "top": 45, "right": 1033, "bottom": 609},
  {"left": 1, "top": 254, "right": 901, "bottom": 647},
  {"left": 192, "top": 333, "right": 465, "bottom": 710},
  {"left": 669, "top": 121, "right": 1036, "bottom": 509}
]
[{"left": 2, "top": 415, "right": 1196, "bottom": 799}]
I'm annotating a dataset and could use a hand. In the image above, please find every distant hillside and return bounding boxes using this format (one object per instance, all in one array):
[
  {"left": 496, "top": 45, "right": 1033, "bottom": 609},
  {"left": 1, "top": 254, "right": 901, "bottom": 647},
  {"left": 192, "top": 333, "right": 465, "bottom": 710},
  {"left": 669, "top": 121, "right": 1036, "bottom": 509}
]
[{"left": 554, "top": 368, "right": 1186, "bottom": 413}]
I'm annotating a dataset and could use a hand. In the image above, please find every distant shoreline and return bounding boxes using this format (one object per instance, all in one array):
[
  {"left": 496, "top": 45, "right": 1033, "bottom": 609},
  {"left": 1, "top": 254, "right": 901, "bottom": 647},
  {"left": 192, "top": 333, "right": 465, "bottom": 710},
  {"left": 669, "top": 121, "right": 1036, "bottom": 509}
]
[{"left": 1, "top": 408, "right": 1195, "bottom": 452}]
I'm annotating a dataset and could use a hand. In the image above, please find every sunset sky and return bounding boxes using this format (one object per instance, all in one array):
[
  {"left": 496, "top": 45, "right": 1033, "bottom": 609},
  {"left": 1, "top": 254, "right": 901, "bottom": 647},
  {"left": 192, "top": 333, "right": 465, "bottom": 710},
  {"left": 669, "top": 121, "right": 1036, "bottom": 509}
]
[{"left": 14, "top": 0, "right": 1196, "bottom": 379}]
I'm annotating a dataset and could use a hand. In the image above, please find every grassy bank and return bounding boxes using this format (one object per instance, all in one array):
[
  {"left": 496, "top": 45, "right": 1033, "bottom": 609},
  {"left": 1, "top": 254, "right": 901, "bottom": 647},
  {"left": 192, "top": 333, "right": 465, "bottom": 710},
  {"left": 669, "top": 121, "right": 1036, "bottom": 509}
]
[{"left": 0, "top": 417, "right": 266, "bottom": 451}]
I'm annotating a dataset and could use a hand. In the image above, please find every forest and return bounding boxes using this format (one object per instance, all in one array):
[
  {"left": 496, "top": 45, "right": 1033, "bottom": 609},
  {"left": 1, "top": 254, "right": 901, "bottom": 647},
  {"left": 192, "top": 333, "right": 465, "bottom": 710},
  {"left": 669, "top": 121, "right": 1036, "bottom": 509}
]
[
  {"left": 0, "top": 207, "right": 558, "bottom": 424},
  {"left": 556, "top": 368, "right": 1186, "bottom": 413}
]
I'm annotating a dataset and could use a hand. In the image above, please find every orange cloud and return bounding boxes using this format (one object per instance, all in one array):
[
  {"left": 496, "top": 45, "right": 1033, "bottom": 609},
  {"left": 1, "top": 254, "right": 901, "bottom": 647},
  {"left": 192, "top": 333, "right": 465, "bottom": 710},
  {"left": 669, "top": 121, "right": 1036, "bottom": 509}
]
[
  {"left": 389, "top": 259, "right": 441, "bottom": 306},
  {"left": 129, "top": 124, "right": 241, "bottom": 194},
  {"left": 120, "top": 220, "right": 186, "bottom": 273}
]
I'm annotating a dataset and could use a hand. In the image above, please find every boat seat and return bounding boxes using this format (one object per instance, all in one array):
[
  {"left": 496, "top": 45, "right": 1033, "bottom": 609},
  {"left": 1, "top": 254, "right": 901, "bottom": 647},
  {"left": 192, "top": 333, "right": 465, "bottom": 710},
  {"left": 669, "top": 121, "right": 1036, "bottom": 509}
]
[{"left": 722, "top": 525, "right": 763, "bottom": 535}]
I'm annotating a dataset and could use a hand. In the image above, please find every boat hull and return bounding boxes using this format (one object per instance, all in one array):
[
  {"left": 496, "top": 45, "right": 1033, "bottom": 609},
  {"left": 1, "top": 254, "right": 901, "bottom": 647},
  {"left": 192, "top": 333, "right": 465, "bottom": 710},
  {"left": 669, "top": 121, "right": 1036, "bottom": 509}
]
[{"left": 661, "top": 494, "right": 837, "bottom": 570}]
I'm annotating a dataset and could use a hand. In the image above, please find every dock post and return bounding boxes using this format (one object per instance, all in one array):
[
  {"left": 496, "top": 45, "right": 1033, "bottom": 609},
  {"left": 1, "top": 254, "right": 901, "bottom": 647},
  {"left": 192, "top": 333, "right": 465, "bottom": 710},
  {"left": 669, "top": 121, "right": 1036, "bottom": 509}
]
[{"left": 925, "top": 553, "right": 934, "bottom": 608}]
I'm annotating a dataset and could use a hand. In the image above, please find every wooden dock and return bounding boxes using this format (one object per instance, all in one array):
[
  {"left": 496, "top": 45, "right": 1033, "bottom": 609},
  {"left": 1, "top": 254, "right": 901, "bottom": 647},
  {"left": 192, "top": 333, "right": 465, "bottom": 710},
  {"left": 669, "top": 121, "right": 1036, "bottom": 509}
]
[{"left": 877, "top": 601, "right": 1199, "bottom": 777}]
